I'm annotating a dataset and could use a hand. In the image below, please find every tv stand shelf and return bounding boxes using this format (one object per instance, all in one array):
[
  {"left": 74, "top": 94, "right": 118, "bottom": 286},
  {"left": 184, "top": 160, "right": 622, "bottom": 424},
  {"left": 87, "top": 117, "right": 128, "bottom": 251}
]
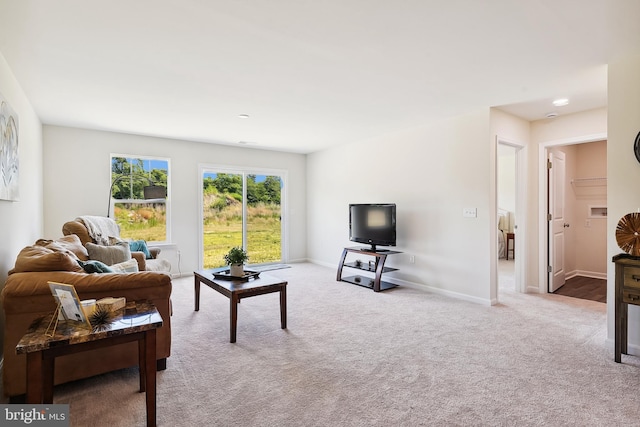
[{"left": 337, "top": 247, "right": 401, "bottom": 292}]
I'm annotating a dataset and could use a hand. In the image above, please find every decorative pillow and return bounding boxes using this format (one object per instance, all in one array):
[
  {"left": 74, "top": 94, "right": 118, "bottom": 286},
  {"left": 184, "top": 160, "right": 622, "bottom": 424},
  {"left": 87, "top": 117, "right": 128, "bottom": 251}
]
[
  {"left": 109, "top": 258, "right": 139, "bottom": 273},
  {"left": 108, "top": 235, "right": 126, "bottom": 245},
  {"left": 86, "top": 242, "right": 131, "bottom": 265},
  {"left": 77, "top": 259, "right": 114, "bottom": 274},
  {"left": 129, "top": 240, "right": 152, "bottom": 259},
  {"left": 37, "top": 235, "right": 89, "bottom": 261},
  {"left": 13, "top": 245, "right": 84, "bottom": 273}
]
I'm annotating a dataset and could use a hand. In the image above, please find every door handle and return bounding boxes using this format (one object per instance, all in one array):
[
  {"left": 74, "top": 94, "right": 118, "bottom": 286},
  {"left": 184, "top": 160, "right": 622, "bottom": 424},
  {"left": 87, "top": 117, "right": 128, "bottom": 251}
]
[{"left": 563, "top": 223, "right": 570, "bottom": 228}]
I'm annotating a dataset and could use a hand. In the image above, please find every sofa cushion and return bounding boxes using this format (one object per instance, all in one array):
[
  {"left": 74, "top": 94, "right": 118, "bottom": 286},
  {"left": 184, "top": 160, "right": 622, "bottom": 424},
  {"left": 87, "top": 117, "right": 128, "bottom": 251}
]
[
  {"left": 77, "top": 259, "right": 114, "bottom": 274},
  {"left": 13, "top": 245, "right": 84, "bottom": 273},
  {"left": 110, "top": 258, "right": 139, "bottom": 273},
  {"left": 36, "top": 234, "right": 89, "bottom": 261},
  {"left": 86, "top": 242, "right": 131, "bottom": 265}
]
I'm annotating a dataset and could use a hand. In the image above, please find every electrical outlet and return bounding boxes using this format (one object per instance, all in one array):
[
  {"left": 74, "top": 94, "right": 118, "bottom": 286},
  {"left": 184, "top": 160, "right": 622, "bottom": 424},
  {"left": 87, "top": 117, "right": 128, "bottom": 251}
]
[
  {"left": 409, "top": 255, "right": 415, "bottom": 264},
  {"left": 585, "top": 220, "right": 591, "bottom": 228}
]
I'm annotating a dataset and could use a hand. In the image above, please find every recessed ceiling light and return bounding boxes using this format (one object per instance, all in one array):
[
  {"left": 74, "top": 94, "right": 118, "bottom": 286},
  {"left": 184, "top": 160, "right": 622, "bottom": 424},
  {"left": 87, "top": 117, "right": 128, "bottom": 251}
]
[
  {"left": 545, "top": 112, "right": 559, "bottom": 119},
  {"left": 238, "top": 114, "right": 250, "bottom": 119},
  {"left": 552, "top": 98, "right": 569, "bottom": 107}
]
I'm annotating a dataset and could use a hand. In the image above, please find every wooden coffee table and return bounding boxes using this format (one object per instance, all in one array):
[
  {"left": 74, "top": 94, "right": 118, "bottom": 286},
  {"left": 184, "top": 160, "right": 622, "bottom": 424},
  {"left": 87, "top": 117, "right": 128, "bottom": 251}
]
[{"left": 194, "top": 270, "right": 287, "bottom": 343}]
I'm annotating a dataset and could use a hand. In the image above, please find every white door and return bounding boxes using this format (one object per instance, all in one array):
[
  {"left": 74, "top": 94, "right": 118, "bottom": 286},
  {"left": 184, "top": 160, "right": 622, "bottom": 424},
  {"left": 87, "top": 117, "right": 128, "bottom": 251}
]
[{"left": 548, "top": 150, "right": 567, "bottom": 292}]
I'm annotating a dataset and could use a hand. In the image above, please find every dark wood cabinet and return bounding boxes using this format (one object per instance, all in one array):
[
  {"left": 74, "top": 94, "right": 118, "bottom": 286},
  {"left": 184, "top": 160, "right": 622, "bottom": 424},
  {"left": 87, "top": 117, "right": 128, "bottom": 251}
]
[
  {"left": 613, "top": 253, "right": 640, "bottom": 362},
  {"left": 337, "top": 247, "right": 401, "bottom": 292}
]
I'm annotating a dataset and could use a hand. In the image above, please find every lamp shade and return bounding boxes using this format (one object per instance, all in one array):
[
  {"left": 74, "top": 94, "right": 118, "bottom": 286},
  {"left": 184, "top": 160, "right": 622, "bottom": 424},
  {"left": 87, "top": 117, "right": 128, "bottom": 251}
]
[
  {"left": 108, "top": 175, "right": 167, "bottom": 217},
  {"left": 143, "top": 185, "right": 167, "bottom": 199}
]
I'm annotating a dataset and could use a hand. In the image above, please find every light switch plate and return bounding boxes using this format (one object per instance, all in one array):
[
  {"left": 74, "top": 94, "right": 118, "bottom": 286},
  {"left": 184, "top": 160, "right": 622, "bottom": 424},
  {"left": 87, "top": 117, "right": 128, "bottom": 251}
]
[{"left": 463, "top": 207, "right": 477, "bottom": 218}]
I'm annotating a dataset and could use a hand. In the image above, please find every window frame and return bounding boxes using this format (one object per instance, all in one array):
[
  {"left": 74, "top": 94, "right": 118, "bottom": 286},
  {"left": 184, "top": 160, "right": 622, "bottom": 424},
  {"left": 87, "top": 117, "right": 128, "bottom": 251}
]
[
  {"left": 198, "top": 163, "right": 288, "bottom": 269},
  {"left": 110, "top": 153, "right": 171, "bottom": 244}
]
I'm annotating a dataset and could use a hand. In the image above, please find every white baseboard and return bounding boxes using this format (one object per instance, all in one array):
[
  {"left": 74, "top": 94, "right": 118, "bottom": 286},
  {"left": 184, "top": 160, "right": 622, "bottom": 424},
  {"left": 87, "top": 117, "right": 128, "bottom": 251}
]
[
  {"left": 390, "top": 277, "right": 493, "bottom": 306},
  {"left": 566, "top": 270, "right": 607, "bottom": 280},
  {"left": 172, "top": 272, "right": 192, "bottom": 278},
  {"left": 575, "top": 270, "right": 607, "bottom": 280},
  {"left": 308, "top": 258, "right": 334, "bottom": 269},
  {"left": 309, "top": 259, "right": 493, "bottom": 306}
]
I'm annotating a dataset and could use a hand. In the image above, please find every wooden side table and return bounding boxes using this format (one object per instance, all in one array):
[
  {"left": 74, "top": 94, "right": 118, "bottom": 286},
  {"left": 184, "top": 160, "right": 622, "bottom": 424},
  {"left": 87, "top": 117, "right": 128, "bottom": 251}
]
[
  {"left": 16, "top": 300, "right": 163, "bottom": 427},
  {"left": 506, "top": 233, "right": 515, "bottom": 260},
  {"left": 613, "top": 253, "right": 640, "bottom": 363}
]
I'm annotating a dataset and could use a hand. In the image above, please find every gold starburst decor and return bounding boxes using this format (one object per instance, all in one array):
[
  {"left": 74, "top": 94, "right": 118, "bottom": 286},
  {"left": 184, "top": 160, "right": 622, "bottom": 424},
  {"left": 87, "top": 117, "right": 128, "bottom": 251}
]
[
  {"left": 89, "top": 304, "right": 114, "bottom": 330},
  {"left": 616, "top": 213, "right": 640, "bottom": 256}
]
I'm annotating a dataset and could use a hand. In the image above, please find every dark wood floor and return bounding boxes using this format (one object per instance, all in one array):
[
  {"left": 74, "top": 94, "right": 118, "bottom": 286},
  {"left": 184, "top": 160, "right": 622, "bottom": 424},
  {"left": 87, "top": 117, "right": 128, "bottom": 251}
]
[{"left": 553, "top": 276, "right": 606, "bottom": 303}]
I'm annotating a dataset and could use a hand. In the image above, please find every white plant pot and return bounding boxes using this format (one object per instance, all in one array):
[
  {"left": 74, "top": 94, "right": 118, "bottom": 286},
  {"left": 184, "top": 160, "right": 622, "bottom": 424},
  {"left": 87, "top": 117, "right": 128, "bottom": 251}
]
[{"left": 230, "top": 264, "right": 244, "bottom": 277}]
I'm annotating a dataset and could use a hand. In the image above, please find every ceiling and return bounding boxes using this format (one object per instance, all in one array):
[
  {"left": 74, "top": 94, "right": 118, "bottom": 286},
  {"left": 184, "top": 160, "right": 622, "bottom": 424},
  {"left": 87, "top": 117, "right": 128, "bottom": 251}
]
[{"left": 0, "top": 1, "right": 638, "bottom": 154}]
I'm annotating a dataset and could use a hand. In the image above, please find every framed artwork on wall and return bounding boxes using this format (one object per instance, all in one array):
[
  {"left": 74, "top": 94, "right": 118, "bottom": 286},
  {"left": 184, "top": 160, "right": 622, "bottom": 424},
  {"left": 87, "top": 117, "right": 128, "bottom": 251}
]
[{"left": 0, "top": 91, "right": 19, "bottom": 201}]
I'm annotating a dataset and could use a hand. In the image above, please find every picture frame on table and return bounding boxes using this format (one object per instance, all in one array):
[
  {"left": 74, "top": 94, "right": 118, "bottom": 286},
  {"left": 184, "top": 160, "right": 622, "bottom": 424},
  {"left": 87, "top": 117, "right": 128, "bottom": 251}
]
[{"left": 48, "top": 281, "right": 92, "bottom": 329}]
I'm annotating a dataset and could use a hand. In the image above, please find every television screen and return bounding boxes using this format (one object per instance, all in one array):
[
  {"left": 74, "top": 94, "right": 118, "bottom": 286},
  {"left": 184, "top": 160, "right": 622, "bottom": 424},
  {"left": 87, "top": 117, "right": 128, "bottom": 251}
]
[{"left": 349, "top": 203, "right": 396, "bottom": 251}]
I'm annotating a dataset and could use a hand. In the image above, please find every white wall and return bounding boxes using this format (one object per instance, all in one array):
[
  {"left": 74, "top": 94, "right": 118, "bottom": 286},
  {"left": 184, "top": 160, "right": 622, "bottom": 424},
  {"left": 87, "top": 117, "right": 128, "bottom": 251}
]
[
  {"left": 607, "top": 54, "right": 640, "bottom": 349},
  {"left": 42, "top": 126, "right": 307, "bottom": 274},
  {"left": 531, "top": 108, "right": 607, "bottom": 143},
  {"left": 497, "top": 146, "right": 516, "bottom": 214},
  {"left": 0, "top": 52, "right": 43, "bottom": 359},
  {"left": 489, "top": 108, "right": 531, "bottom": 298},
  {"left": 573, "top": 141, "right": 607, "bottom": 278},
  {"left": 307, "top": 109, "right": 494, "bottom": 304}
]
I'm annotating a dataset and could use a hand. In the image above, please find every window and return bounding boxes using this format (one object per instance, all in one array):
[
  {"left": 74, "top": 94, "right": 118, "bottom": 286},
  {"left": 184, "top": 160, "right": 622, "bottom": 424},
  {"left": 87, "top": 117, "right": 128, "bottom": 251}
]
[
  {"left": 200, "top": 166, "right": 285, "bottom": 269},
  {"left": 110, "top": 155, "right": 169, "bottom": 243}
]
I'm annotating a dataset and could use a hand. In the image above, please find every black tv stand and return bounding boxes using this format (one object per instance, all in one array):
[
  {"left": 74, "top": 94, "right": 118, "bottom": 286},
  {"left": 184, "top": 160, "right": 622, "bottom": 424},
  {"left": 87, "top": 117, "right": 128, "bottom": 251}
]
[
  {"left": 336, "top": 247, "right": 401, "bottom": 292},
  {"left": 362, "top": 247, "right": 393, "bottom": 253}
]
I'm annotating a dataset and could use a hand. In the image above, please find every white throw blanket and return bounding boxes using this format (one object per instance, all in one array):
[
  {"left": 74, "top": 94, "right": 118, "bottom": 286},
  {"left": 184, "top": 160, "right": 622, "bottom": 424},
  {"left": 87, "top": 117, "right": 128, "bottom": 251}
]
[{"left": 77, "top": 215, "right": 120, "bottom": 246}]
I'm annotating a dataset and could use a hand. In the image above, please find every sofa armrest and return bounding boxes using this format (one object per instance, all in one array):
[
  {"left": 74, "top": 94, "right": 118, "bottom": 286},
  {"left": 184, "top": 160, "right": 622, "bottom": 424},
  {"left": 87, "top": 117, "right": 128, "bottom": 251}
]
[
  {"left": 131, "top": 251, "right": 147, "bottom": 270},
  {"left": 149, "top": 247, "right": 161, "bottom": 259},
  {"left": 62, "top": 220, "right": 93, "bottom": 246}
]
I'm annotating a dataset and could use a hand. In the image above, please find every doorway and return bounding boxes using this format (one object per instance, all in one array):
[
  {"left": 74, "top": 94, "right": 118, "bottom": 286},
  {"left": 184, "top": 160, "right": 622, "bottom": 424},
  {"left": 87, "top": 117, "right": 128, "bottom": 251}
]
[
  {"left": 539, "top": 138, "right": 608, "bottom": 297},
  {"left": 494, "top": 137, "right": 526, "bottom": 301},
  {"left": 199, "top": 165, "right": 286, "bottom": 269},
  {"left": 497, "top": 144, "right": 517, "bottom": 291}
]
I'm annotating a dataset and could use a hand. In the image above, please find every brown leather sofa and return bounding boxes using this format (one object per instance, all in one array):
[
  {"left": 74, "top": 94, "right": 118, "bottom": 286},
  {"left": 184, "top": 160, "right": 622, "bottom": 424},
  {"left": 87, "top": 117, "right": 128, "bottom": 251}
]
[
  {"left": 62, "top": 219, "right": 170, "bottom": 272},
  {"left": 1, "top": 235, "right": 172, "bottom": 399}
]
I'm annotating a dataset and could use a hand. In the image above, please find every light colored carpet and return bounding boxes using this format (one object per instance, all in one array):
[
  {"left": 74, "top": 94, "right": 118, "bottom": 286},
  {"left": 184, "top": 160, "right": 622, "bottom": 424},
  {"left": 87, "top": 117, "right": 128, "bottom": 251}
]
[{"left": 10, "top": 262, "right": 640, "bottom": 426}]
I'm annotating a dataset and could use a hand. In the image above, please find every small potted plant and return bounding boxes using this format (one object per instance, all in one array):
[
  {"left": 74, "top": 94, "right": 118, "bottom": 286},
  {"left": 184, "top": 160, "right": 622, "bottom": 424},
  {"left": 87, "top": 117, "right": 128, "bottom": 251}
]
[{"left": 224, "top": 246, "right": 249, "bottom": 277}]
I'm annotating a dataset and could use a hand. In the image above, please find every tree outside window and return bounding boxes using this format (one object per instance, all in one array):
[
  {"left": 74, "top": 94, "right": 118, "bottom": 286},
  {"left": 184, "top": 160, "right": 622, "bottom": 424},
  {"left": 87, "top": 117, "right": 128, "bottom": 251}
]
[{"left": 110, "top": 155, "right": 169, "bottom": 243}]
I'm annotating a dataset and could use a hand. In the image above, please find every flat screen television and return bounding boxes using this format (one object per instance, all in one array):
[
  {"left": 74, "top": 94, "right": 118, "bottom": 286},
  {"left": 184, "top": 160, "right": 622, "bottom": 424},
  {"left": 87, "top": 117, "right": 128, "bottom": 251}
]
[{"left": 349, "top": 203, "right": 396, "bottom": 252}]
